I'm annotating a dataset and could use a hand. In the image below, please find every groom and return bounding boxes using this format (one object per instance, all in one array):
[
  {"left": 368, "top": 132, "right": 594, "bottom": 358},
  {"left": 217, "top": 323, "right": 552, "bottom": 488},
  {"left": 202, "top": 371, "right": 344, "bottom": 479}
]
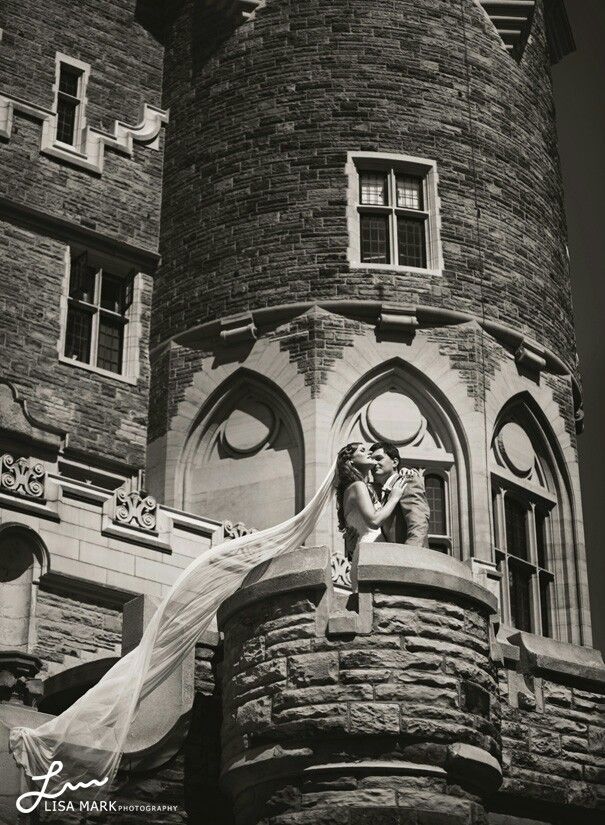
[{"left": 370, "top": 442, "right": 431, "bottom": 547}]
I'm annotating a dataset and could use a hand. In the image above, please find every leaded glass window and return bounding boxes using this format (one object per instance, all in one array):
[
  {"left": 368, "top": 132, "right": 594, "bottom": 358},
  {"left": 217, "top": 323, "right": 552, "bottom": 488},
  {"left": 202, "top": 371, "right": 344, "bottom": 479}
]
[
  {"left": 493, "top": 485, "right": 555, "bottom": 637},
  {"left": 355, "top": 163, "right": 432, "bottom": 269}
]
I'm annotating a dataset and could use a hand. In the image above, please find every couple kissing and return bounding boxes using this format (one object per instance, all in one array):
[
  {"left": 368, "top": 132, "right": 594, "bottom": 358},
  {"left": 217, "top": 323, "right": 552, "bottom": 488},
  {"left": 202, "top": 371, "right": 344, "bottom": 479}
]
[{"left": 336, "top": 442, "right": 431, "bottom": 558}]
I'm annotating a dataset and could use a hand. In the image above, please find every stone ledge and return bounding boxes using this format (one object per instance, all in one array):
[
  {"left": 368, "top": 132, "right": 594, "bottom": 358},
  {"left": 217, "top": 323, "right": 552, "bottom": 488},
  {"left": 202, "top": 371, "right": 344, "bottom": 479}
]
[
  {"left": 217, "top": 546, "right": 331, "bottom": 628},
  {"left": 446, "top": 742, "right": 502, "bottom": 792},
  {"left": 353, "top": 544, "right": 498, "bottom": 615},
  {"left": 221, "top": 742, "right": 448, "bottom": 795},
  {"left": 509, "top": 631, "right": 605, "bottom": 687}
]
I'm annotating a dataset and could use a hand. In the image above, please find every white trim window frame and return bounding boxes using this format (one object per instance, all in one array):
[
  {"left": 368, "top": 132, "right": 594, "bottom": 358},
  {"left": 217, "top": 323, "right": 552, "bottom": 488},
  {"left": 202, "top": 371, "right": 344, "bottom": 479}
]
[
  {"left": 51, "top": 53, "right": 90, "bottom": 155},
  {"left": 58, "top": 247, "right": 141, "bottom": 385},
  {"left": 492, "top": 479, "right": 557, "bottom": 638},
  {"left": 346, "top": 151, "right": 443, "bottom": 276}
]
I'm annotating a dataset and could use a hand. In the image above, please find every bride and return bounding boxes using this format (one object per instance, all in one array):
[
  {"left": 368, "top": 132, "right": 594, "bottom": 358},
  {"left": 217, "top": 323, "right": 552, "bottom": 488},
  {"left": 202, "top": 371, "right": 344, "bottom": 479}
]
[
  {"left": 9, "top": 444, "right": 403, "bottom": 799},
  {"left": 336, "top": 442, "right": 407, "bottom": 553}
]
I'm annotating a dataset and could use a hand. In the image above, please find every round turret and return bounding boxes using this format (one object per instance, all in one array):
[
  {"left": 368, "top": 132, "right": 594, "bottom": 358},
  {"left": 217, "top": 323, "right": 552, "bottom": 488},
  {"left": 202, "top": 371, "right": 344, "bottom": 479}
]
[{"left": 156, "top": 0, "right": 574, "bottom": 368}]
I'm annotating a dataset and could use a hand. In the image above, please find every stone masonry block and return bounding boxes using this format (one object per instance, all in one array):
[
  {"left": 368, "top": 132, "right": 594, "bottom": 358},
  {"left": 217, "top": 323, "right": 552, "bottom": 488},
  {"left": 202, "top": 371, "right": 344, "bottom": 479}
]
[
  {"left": 348, "top": 703, "right": 400, "bottom": 735},
  {"left": 236, "top": 695, "right": 272, "bottom": 735},
  {"left": 288, "top": 653, "right": 339, "bottom": 687}
]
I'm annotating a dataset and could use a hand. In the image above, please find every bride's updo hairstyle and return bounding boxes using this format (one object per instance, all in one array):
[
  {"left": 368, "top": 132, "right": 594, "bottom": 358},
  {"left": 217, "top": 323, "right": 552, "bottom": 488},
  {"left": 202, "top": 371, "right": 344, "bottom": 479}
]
[{"left": 335, "top": 442, "right": 366, "bottom": 533}]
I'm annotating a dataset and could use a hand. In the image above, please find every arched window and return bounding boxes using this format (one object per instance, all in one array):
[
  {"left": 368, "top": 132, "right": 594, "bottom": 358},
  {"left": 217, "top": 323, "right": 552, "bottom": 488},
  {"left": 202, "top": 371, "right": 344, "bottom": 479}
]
[
  {"left": 490, "top": 410, "right": 559, "bottom": 638},
  {"left": 333, "top": 360, "right": 469, "bottom": 558}
]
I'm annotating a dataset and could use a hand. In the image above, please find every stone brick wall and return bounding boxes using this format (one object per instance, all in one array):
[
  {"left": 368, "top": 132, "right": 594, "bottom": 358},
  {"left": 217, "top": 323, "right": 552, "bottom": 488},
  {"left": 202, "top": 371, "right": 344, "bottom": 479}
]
[
  {"left": 0, "top": 222, "right": 153, "bottom": 467},
  {"left": 34, "top": 590, "right": 122, "bottom": 677},
  {"left": 0, "top": 0, "right": 164, "bottom": 250},
  {"left": 496, "top": 674, "right": 605, "bottom": 820},
  {"left": 0, "top": 0, "right": 163, "bottom": 469},
  {"left": 220, "top": 584, "right": 500, "bottom": 823},
  {"left": 155, "top": 0, "right": 575, "bottom": 374}
]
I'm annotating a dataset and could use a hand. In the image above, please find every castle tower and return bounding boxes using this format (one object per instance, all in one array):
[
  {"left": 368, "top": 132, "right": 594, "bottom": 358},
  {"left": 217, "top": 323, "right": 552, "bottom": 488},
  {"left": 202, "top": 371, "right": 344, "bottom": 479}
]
[
  {"left": 143, "top": 2, "right": 604, "bottom": 822},
  {"left": 150, "top": 0, "right": 588, "bottom": 646},
  {"left": 0, "top": 1, "right": 604, "bottom": 823}
]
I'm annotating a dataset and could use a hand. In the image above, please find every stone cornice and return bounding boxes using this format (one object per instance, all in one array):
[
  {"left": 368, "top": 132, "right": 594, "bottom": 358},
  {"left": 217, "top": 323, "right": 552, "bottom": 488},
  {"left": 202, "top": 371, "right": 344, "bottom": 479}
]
[{"left": 152, "top": 300, "right": 583, "bottom": 420}]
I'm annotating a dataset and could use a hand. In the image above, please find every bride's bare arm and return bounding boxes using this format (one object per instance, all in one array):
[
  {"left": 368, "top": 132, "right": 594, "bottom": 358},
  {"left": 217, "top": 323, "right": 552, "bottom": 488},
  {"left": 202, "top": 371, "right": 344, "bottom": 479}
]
[{"left": 344, "top": 479, "right": 406, "bottom": 529}]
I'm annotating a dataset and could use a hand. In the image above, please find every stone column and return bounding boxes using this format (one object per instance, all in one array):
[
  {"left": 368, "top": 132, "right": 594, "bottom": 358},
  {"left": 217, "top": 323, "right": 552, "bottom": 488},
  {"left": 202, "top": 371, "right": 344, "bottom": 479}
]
[{"left": 217, "top": 545, "right": 502, "bottom": 824}]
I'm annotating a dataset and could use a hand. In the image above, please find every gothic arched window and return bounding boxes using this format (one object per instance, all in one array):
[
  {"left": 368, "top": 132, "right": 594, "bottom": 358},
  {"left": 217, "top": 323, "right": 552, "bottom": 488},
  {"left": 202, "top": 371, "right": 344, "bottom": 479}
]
[
  {"left": 179, "top": 370, "right": 304, "bottom": 532},
  {"left": 333, "top": 360, "right": 470, "bottom": 557},
  {"left": 491, "top": 411, "right": 558, "bottom": 637}
]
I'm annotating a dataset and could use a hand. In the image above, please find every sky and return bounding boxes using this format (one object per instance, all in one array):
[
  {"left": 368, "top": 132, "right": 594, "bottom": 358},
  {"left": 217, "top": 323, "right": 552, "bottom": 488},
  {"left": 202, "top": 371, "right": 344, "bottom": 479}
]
[{"left": 551, "top": 0, "right": 605, "bottom": 654}]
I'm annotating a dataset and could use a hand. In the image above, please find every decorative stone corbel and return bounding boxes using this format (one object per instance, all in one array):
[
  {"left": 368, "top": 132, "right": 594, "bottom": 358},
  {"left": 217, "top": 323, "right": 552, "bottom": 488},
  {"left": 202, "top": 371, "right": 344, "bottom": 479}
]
[
  {"left": 102, "top": 487, "right": 171, "bottom": 551},
  {"left": 113, "top": 489, "right": 158, "bottom": 532},
  {"left": 331, "top": 553, "right": 352, "bottom": 588},
  {"left": 515, "top": 338, "right": 547, "bottom": 372},
  {"left": 0, "top": 453, "right": 46, "bottom": 500},
  {"left": 219, "top": 312, "right": 257, "bottom": 345},
  {"left": 377, "top": 305, "right": 418, "bottom": 335}
]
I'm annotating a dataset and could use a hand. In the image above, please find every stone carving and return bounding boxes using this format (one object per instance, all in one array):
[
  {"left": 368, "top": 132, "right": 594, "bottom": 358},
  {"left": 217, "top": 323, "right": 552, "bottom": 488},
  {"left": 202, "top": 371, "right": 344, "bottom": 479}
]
[
  {"left": 331, "top": 553, "right": 352, "bottom": 588},
  {"left": 0, "top": 453, "right": 46, "bottom": 499},
  {"left": 223, "top": 520, "right": 257, "bottom": 540},
  {"left": 114, "top": 490, "right": 158, "bottom": 532}
]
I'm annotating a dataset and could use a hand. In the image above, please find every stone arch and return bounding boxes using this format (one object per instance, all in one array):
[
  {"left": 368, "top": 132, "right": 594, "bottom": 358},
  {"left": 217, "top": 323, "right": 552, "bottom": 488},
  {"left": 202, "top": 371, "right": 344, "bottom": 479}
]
[
  {"left": 331, "top": 358, "right": 472, "bottom": 559},
  {"left": 179, "top": 368, "right": 305, "bottom": 531},
  {"left": 0, "top": 523, "right": 50, "bottom": 652},
  {"left": 490, "top": 391, "right": 580, "bottom": 643}
]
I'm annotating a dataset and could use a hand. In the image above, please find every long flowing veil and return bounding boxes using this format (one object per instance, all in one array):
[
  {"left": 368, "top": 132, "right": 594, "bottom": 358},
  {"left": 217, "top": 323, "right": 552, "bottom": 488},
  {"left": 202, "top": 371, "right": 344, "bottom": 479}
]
[{"left": 9, "top": 461, "right": 337, "bottom": 796}]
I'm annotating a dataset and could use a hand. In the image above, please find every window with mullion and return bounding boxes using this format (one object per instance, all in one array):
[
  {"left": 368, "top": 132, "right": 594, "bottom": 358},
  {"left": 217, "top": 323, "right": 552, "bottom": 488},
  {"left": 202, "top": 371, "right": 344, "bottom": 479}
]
[
  {"left": 64, "top": 253, "right": 130, "bottom": 375},
  {"left": 358, "top": 168, "right": 428, "bottom": 268},
  {"left": 492, "top": 485, "right": 555, "bottom": 637}
]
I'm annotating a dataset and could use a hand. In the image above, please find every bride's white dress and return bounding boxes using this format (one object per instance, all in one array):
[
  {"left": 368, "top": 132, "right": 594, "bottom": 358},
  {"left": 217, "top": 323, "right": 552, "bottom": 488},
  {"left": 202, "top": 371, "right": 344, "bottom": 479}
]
[{"left": 344, "top": 498, "right": 383, "bottom": 550}]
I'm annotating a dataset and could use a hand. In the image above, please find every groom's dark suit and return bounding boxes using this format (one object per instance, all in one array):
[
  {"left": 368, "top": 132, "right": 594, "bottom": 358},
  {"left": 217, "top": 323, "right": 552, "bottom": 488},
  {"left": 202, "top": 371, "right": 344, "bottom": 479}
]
[{"left": 376, "top": 470, "right": 430, "bottom": 547}]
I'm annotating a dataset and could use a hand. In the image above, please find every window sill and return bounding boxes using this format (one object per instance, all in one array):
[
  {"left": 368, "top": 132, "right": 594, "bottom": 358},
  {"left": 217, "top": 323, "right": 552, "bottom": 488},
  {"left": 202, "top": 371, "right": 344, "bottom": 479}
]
[
  {"left": 42, "top": 143, "right": 101, "bottom": 175},
  {"left": 350, "top": 261, "right": 443, "bottom": 277},
  {"left": 58, "top": 354, "right": 137, "bottom": 385}
]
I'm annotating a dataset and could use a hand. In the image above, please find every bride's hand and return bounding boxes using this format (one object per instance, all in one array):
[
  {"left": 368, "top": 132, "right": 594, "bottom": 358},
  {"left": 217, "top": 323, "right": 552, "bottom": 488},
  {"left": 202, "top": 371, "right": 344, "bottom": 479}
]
[{"left": 388, "top": 476, "right": 407, "bottom": 500}]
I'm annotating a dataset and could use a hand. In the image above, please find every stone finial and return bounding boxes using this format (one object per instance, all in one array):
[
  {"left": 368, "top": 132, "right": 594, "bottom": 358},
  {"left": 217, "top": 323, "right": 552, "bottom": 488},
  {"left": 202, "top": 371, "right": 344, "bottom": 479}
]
[
  {"left": 223, "top": 520, "right": 257, "bottom": 540},
  {"left": 0, "top": 454, "right": 46, "bottom": 500},
  {"left": 113, "top": 489, "right": 158, "bottom": 532}
]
